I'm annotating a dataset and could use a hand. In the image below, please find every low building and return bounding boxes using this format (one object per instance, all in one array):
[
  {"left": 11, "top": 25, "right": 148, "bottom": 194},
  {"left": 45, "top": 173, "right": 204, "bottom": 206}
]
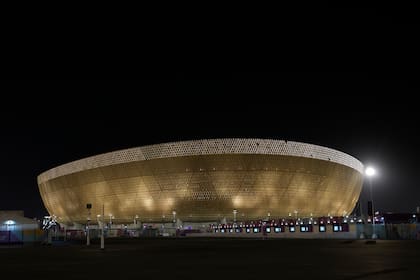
[
  {"left": 0, "top": 211, "right": 41, "bottom": 243},
  {"left": 0, "top": 210, "right": 39, "bottom": 230}
]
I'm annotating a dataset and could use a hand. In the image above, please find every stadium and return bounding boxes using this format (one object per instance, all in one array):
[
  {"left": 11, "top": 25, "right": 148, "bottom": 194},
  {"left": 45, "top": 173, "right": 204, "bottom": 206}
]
[{"left": 37, "top": 138, "right": 364, "bottom": 230}]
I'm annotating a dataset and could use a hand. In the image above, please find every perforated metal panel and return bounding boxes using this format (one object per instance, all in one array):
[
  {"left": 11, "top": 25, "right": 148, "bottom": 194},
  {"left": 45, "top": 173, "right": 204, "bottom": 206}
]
[
  {"left": 38, "top": 139, "right": 364, "bottom": 224},
  {"left": 38, "top": 139, "right": 363, "bottom": 184}
]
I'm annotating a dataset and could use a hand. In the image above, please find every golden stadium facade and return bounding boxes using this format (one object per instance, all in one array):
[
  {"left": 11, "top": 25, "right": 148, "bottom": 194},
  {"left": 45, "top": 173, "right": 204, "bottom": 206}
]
[{"left": 37, "top": 139, "right": 364, "bottom": 224}]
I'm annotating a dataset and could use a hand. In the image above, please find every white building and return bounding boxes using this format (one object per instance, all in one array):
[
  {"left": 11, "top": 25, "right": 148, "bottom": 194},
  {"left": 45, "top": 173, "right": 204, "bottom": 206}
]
[{"left": 0, "top": 210, "right": 39, "bottom": 231}]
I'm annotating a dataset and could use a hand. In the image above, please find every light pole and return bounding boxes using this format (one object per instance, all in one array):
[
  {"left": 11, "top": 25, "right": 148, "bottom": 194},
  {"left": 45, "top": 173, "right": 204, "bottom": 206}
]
[
  {"left": 365, "top": 166, "right": 377, "bottom": 239},
  {"left": 172, "top": 210, "right": 176, "bottom": 225},
  {"left": 233, "top": 209, "right": 237, "bottom": 224},
  {"left": 86, "top": 203, "right": 92, "bottom": 246},
  {"left": 109, "top": 214, "right": 113, "bottom": 228},
  {"left": 99, "top": 204, "right": 105, "bottom": 250}
]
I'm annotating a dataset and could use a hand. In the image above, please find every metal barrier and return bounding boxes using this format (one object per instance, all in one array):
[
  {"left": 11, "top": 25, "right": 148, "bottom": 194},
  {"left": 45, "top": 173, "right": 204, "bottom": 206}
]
[{"left": 0, "top": 229, "right": 44, "bottom": 244}]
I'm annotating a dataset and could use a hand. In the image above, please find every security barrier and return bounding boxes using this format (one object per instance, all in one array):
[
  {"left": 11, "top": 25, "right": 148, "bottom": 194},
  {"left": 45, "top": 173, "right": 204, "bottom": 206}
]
[{"left": 0, "top": 229, "right": 44, "bottom": 244}]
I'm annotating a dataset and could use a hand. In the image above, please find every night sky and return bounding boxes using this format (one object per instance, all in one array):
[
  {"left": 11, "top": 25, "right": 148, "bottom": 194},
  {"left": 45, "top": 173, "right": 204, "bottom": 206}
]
[
  {"left": 1, "top": 8, "right": 418, "bottom": 219},
  {"left": 1, "top": 71, "right": 418, "bottom": 219}
]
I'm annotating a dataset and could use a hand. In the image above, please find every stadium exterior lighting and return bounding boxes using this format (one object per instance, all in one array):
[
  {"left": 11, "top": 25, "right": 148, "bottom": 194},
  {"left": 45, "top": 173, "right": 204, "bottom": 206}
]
[
  {"left": 365, "top": 166, "right": 377, "bottom": 239},
  {"left": 365, "top": 167, "right": 376, "bottom": 177}
]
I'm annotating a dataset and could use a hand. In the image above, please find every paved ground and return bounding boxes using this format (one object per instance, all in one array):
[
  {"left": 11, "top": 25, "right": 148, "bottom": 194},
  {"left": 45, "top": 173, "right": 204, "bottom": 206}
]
[{"left": 1, "top": 238, "right": 420, "bottom": 279}]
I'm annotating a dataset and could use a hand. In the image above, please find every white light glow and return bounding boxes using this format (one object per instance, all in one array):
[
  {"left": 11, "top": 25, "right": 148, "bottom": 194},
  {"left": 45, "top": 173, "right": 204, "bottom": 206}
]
[
  {"left": 365, "top": 167, "right": 376, "bottom": 177},
  {"left": 4, "top": 220, "right": 15, "bottom": 225}
]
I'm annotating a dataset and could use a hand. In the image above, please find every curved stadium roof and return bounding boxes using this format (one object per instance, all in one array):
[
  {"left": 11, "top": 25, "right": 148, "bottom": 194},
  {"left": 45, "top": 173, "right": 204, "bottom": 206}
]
[{"left": 38, "top": 138, "right": 364, "bottom": 184}]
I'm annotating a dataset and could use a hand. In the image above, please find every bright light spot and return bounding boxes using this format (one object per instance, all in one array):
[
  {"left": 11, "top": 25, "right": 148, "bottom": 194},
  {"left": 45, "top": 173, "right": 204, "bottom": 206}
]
[
  {"left": 365, "top": 167, "right": 376, "bottom": 177},
  {"left": 4, "top": 220, "right": 15, "bottom": 225},
  {"left": 232, "top": 196, "right": 242, "bottom": 207},
  {"left": 144, "top": 198, "right": 153, "bottom": 210}
]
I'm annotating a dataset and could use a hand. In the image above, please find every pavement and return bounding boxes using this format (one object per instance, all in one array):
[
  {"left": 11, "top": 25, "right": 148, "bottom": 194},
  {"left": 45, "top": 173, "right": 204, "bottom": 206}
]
[{"left": 1, "top": 238, "right": 419, "bottom": 279}]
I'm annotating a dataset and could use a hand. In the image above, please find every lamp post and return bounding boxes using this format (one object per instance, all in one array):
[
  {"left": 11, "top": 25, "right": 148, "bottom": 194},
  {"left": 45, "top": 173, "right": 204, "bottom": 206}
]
[
  {"left": 86, "top": 203, "right": 92, "bottom": 246},
  {"left": 134, "top": 215, "right": 139, "bottom": 227},
  {"left": 365, "top": 166, "right": 377, "bottom": 239},
  {"left": 100, "top": 204, "right": 105, "bottom": 250},
  {"left": 86, "top": 218, "right": 90, "bottom": 246},
  {"left": 109, "top": 214, "right": 113, "bottom": 229},
  {"left": 172, "top": 210, "right": 176, "bottom": 225}
]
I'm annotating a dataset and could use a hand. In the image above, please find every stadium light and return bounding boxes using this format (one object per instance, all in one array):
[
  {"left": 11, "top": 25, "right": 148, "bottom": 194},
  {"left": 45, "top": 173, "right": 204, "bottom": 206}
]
[
  {"left": 365, "top": 166, "right": 377, "bottom": 239},
  {"left": 365, "top": 167, "right": 376, "bottom": 177}
]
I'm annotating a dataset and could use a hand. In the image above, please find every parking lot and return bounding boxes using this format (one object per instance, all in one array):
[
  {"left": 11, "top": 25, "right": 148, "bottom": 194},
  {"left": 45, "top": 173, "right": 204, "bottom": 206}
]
[{"left": 1, "top": 238, "right": 420, "bottom": 279}]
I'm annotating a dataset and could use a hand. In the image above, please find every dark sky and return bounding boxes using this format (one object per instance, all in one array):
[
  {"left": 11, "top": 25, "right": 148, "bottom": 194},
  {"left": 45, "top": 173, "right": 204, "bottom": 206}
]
[
  {"left": 1, "top": 7, "right": 418, "bottom": 219},
  {"left": 1, "top": 71, "right": 418, "bottom": 219}
]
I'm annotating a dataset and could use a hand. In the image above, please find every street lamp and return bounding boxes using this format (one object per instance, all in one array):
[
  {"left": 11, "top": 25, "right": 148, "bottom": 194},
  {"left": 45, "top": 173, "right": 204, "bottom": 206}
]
[
  {"left": 109, "top": 214, "right": 113, "bottom": 228},
  {"left": 98, "top": 204, "right": 105, "bottom": 250},
  {"left": 172, "top": 210, "right": 176, "bottom": 225},
  {"left": 86, "top": 203, "right": 92, "bottom": 246},
  {"left": 365, "top": 166, "right": 377, "bottom": 239}
]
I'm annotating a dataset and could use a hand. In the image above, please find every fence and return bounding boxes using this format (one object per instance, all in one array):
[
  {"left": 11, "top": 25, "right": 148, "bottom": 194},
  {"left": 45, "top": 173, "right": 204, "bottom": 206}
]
[
  {"left": 2, "top": 224, "right": 419, "bottom": 244},
  {"left": 356, "top": 223, "right": 420, "bottom": 240}
]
